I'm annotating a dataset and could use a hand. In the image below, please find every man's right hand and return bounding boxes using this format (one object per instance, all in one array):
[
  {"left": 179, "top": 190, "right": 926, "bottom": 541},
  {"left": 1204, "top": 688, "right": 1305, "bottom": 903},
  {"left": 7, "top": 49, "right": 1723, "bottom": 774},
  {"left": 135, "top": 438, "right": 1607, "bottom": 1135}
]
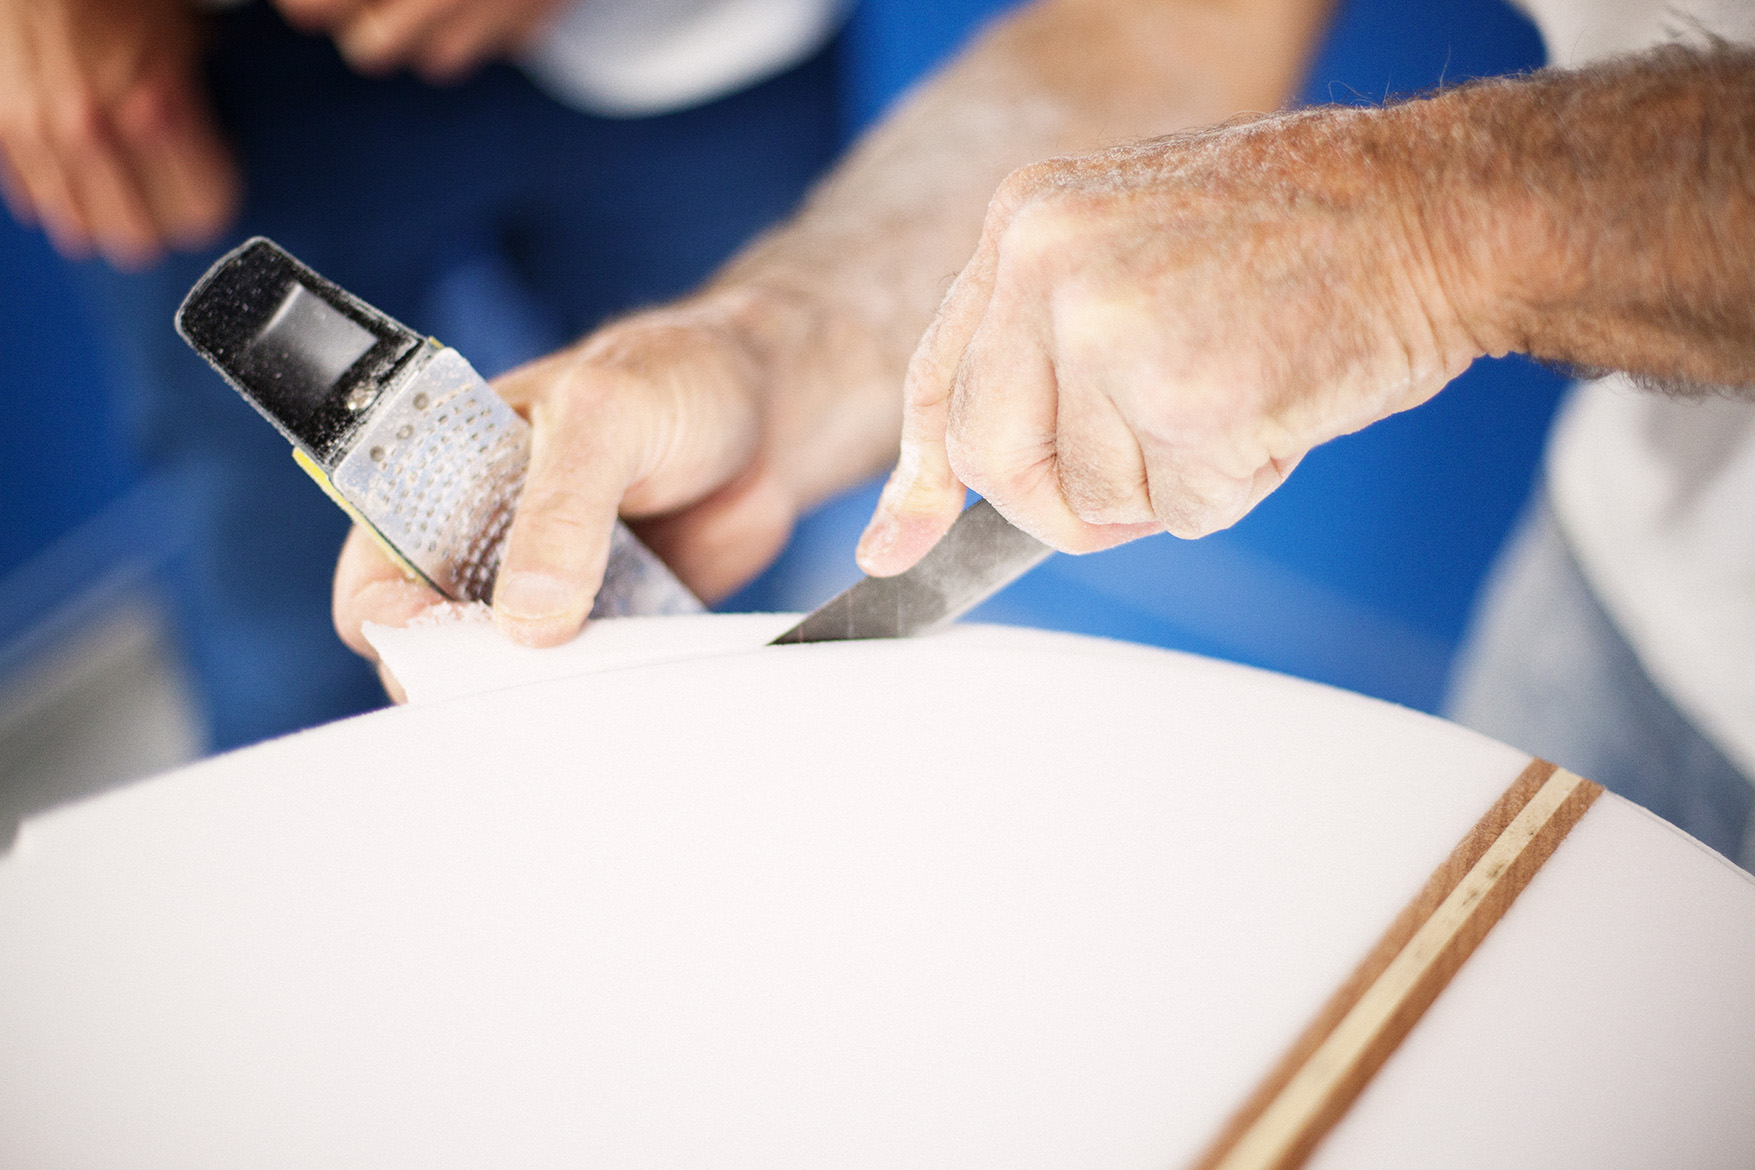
[{"left": 0, "top": 0, "right": 239, "bottom": 269}]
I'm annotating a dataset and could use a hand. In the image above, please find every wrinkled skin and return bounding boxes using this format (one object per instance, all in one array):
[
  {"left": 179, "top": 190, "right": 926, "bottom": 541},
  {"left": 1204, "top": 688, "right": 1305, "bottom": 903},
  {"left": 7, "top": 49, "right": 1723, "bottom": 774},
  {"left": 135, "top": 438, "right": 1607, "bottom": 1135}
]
[
  {"left": 856, "top": 106, "right": 1479, "bottom": 575},
  {"left": 0, "top": 0, "right": 238, "bottom": 268}
]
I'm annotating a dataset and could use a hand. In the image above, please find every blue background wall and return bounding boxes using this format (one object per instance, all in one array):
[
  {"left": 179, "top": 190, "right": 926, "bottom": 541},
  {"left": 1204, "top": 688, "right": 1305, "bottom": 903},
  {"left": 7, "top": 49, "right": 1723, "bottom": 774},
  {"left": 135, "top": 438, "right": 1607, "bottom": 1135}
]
[
  {"left": 0, "top": 207, "right": 183, "bottom": 673},
  {"left": 1, "top": 0, "right": 1563, "bottom": 727}
]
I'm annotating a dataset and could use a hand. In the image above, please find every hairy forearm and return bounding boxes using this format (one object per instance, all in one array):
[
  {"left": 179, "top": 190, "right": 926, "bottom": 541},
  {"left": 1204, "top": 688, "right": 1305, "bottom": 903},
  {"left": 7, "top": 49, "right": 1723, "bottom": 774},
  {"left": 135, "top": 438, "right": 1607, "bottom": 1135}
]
[
  {"left": 699, "top": 0, "right": 1332, "bottom": 506},
  {"left": 1410, "top": 44, "right": 1755, "bottom": 395}
]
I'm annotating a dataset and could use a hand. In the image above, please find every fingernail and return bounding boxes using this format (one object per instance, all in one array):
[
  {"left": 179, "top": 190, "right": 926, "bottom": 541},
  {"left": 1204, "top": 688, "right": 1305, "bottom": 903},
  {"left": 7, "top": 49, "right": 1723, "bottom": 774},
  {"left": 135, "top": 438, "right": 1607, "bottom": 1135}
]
[{"left": 494, "top": 571, "right": 572, "bottom": 621}]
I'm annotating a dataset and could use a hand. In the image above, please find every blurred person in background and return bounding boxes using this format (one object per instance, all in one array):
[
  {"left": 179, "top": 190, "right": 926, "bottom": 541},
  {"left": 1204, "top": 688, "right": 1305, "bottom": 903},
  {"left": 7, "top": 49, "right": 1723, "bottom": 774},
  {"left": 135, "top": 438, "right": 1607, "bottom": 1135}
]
[{"left": 0, "top": 0, "right": 849, "bottom": 750}]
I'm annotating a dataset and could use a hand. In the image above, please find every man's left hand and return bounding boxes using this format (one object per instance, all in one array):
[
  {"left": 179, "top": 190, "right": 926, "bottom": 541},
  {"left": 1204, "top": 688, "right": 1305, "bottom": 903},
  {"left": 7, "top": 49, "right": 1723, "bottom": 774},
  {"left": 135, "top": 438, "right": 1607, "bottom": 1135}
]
[{"left": 856, "top": 105, "right": 1484, "bottom": 574}]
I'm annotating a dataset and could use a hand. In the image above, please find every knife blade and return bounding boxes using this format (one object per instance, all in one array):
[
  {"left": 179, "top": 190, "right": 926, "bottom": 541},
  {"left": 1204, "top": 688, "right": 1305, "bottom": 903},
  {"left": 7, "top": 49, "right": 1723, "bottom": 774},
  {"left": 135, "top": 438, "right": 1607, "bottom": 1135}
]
[{"left": 770, "top": 499, "right": 1052, "bottom": 644}]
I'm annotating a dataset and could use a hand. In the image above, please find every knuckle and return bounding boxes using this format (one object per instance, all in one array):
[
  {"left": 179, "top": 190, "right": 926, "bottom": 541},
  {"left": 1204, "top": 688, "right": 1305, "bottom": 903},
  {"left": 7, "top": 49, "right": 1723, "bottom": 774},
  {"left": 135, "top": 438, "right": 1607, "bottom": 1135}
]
[
  {"left": 1059, "top": 471, "right": 1133, "bottom": 526},
  {"left": 983, "top": 162, "right": 1055, "bottom": 244},
  {"left": 992, "top": 159, "right": 1056, "bottom": 213},
  {"left": 942, "top": 428, "right": 999, "bottom": 500},
  {"left": 1000, "top": 197, "right": 1099, "bottom": 284},
  {"left": 514, "top": 480, "right": 599, "bottom": 536},
  {"left": 902, "top": 334, "right": 956, "bottom": 403},
  {"left": 1000, "top": 203, "right": 1060, "bottom": 268},
  {"left": 1153, "top": 473, "right": 1245, "bottom": 539},
  {"left": 1053, "top": 277, "right": 1153, "bottom": 362},
  {"left": 525, "top": 354, "right": 632, "bottom": 426},
  {"left": 1156, "top": 507, "right": 1212, "bottom": 541}
]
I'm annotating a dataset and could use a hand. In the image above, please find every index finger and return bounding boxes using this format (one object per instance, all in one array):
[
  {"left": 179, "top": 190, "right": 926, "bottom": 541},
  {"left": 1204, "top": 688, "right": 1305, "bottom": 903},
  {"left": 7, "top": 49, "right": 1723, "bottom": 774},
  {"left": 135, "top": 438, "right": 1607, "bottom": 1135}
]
[
  {"left": 854, "top": 216, "right": 1002, "bottom": 576},
  {"left": 332, "top": 522, "right": 445, "bottom": 662}
]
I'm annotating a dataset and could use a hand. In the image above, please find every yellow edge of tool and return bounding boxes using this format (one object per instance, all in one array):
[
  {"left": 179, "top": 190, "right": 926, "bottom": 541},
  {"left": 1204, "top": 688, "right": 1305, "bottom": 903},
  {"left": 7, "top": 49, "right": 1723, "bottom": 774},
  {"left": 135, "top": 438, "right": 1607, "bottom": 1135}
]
[{"left": 291, "top": 446, "right": 431, "bottom": 590}]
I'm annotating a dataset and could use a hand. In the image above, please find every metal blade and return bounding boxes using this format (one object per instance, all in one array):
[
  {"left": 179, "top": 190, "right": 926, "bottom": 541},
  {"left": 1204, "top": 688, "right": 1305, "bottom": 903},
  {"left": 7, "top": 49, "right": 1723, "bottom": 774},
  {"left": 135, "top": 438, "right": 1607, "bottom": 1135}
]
[
  {"left": 770, "top": 499, "right": 1051, "bottom": 644},
  {"left": 591, "top": 521, "right": 704, "bottom": 618}
]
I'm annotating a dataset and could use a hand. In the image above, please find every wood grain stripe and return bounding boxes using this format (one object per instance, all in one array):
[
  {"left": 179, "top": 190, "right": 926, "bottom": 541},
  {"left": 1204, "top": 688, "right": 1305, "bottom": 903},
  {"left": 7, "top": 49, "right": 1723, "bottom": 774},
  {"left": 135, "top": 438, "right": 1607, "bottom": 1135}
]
[{"left": 1189, "top": 759, "right": 1603, "bottom": 1170}]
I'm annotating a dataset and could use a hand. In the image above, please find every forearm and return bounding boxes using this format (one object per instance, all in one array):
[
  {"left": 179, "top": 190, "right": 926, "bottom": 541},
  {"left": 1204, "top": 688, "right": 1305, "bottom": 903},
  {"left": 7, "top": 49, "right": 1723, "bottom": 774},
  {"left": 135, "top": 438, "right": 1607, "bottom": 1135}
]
[
  {"left": 697, "top": 0, "right": 1332, "bottom": 507},
  {"left": 1410, "top": 44, "right": 1755, "bottom": 394}
]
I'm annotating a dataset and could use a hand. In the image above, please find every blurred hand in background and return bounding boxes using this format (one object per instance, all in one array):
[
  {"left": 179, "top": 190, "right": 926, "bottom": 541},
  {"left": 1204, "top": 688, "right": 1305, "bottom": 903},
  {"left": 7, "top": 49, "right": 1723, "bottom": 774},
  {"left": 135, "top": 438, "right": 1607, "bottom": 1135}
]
[
  {"left": 0, "top": 0, "right": 570, "bottom": 272},
  {"left": 274, "top": 0, "right": 569, "bottom": 82},
  {"left": 0, "top": 0, "right": 239, "bottom": 269}
]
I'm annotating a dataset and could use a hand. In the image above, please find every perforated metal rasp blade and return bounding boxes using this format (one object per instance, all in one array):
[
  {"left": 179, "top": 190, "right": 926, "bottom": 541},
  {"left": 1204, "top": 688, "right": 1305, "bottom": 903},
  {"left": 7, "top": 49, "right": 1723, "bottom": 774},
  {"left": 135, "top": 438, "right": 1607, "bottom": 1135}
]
[
  {"left": 770, "top": 499, "right": 1052, "bottom": 644},
  {"left": 175, "top": 237, "right": 702, "bottom": 616}
]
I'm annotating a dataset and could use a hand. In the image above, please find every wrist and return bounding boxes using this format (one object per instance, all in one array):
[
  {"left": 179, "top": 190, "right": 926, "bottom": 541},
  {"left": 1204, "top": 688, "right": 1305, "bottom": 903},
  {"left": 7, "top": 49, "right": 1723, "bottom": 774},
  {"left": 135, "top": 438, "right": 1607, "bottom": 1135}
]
[
  {"left": 697, "top": 273, "right": 897, "bottom": 399},
  {"left": 1389, "top": 79, "right": 1565, "bottom": 366},
  {"left": 688, "top": 280, "right": 827, "bottom": 403},
  {"left": 691, "top": 277, "right": 905, "bottom": 508}
]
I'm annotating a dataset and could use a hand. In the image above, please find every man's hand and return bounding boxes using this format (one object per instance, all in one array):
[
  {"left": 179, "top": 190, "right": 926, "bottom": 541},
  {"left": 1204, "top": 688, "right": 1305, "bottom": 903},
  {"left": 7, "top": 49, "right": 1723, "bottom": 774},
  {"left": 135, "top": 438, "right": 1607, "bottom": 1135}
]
[
  {"left": 275, "top": 0, "right": 566, "bottom": 82},
  {"left": 334, "top": 297, "right": 811, "bottom": 667},
  {"left": 0, "top": 0, "right": 238, "bottom": 268},
  {"left": 856, "top": 107, "right": 1480, "bottom": 573},
  {"left": 859, "top": 45, "right": 1755, "bottom": 574}
]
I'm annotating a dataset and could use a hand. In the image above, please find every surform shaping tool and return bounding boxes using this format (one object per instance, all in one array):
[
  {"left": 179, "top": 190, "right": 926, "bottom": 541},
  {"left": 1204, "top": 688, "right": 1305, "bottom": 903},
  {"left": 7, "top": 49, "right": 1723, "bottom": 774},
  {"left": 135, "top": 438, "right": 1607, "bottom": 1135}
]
[{"left": 177, "top": 237, "right": 700, "bottom": 616}]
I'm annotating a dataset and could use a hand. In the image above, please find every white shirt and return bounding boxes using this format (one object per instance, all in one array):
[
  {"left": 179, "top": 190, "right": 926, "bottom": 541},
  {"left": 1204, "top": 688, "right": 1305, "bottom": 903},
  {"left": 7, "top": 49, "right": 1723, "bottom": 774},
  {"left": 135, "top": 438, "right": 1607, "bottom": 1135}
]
[
  {"left": 205, "top": 0, "right": 848, "bottom": 117},
  {"left": 1520, "top": 0, "right": 1755, "bottom": 778},
  {"left": 522, "top": 0, "right": 851, "bottom": 116}
]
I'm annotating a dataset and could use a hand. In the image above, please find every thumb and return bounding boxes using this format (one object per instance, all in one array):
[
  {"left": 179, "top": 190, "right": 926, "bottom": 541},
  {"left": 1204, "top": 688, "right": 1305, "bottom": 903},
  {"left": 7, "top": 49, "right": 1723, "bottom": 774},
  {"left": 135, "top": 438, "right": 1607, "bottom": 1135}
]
[{"left": 489, "top": 359, "right": 647, "bottom": 647}]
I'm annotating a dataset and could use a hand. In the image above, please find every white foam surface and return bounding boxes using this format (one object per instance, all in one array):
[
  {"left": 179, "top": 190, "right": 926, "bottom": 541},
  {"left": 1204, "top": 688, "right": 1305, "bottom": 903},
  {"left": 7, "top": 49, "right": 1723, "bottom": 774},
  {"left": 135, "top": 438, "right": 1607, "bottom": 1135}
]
[
  {"left": 363, "top": 610, "right": 799, "bottom": 704},
  {"left": 1, "top": 618, "right": 1750, "bottom": 1169},
  {"left": 1312, "top": 795, "right": 1755, "bottom": 1169}
]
